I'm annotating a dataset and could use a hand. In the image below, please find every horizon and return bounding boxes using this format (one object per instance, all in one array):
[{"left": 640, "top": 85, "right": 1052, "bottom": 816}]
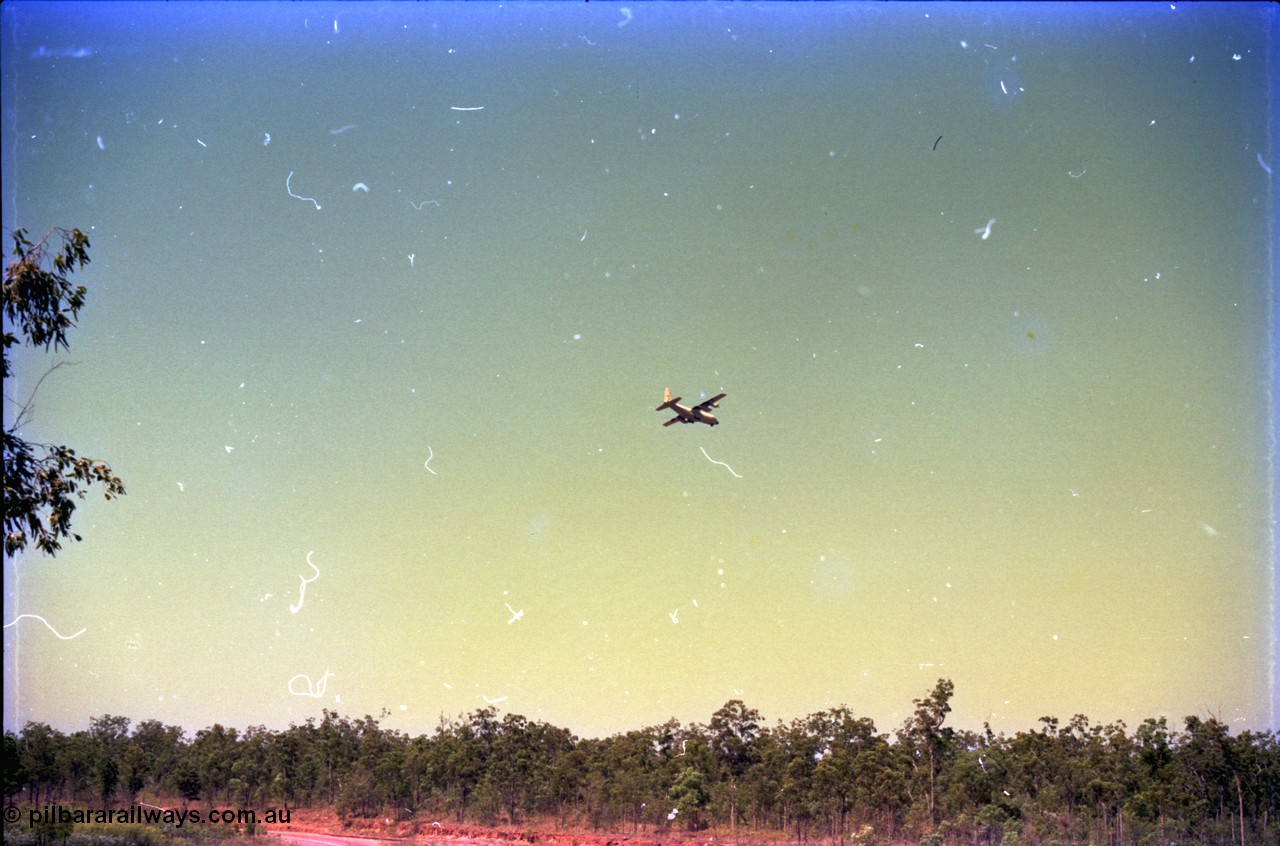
[{"left": 1, "top": 682, "right": 1263, "bottom": 744}]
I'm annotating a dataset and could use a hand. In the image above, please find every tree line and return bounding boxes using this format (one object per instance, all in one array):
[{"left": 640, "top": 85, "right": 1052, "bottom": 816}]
[{"left": 4, "top": 681, "right": 1276, "bottom": 846}]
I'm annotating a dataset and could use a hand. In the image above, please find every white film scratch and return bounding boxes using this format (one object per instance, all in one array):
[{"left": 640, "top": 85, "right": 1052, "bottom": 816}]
[
  {"left": 286, "top": 171, "right": 322, "bottom": 210},
  {"left": 290, "top": 551, "right": 321, "bottom": 614},
  {"left": 3, "top": 613, "right": 87, "bottom": 640},
  {"left": 288, "top": 670, "right": 334, "bottom": 698},
  {"left": 700, "top": 446, "right": 743, "bottom": 478}
]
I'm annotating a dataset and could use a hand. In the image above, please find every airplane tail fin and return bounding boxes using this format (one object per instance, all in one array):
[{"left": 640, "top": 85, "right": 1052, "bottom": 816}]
[{"left": 656, "top": 387, "right": 680, "bottom": 411}]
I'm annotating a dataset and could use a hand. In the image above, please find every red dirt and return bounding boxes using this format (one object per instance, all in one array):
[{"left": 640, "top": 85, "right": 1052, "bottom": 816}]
[{"left": 263, "top": 808, "right": 793, "bottom": 846}]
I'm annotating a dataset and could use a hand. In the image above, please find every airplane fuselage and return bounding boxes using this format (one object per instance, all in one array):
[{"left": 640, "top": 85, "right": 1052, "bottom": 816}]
[
  {"left": 657, "top": 388, "right": 726, "bottom": 427},
  {"left": 671, "top": 403, "right": 718, "bottom": 425}
]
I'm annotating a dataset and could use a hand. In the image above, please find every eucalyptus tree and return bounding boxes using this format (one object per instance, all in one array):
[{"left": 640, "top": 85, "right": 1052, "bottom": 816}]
[
  {"left": 1128, "top": 717, "right": 1179, "bottom": 842},
  {"left": 524, "top": 720, "right": 576, "bottom": 819},
  {"left": 4, "top": 227, "right": 125, "bottom": 557},
  {"left": 1080, "top": 719, "right": 1137, "bottom": 846},
  {"left": 231, "top": 725, "right": 273, "bottom": 806},
  {"left": 120, "top": 744, "right": 149, "bottom": 804},
  {"left": 311, "top": 710, "right": 360, "bottom": 806},
  {"left": 264, "top": 722, "right": 310, "bottom": 808},
  {"left": 708, "top": 699, "right": 763, "bottom": 831},
  {"left": 740, "top": 726, "right": 785, "bottom": 830},
  {"left": 4, "top": 732, "right": 28, "bottom": 800},
  {"left": 669, "top": 765, "right": 712, "bottom": 831},
  {"left": 775, "top": 713, "right": 824, "bottom": 841},
  {"left": 547, "top": 742, "right": 589, "bottom": 828},
  {"left": 809, "top": 707, "right": 884, "bottom": 839},
  {"left": 484, "top": 713, "right": 556, "bottom": 823},
  {"left": 600, "top": 729, "right": 665, "bottom": 832},
  {"left": 129, "top": 719, "right": 186, "bottom": 796},
  {"left": 58, "top": 731, "right": 96, "bottom": 802},
  {"left": 189, "top": 723, "right": 240, "bottom": 805},
  {"left": 16, "top": 722, "right": 64, "bottom": 803},
  {"left": 429, "top": 708, "right": 499, "bottom": 820},
  {"left": 898, "top": 679, "right": 956, "bottom": 825},
  {"left": 1176, "top": 715, "right": 1247, "bottom": 845},
  {"left": 850, "top": 736, "right": 910, "bottom": 838},
  {"left": 88, "top": 715, "right": 132, "bottom": 807}
]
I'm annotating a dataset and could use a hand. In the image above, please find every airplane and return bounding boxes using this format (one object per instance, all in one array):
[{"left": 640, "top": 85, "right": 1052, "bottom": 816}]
[{"left": 656, "top": 387, "right": 726, "bottom": 427}]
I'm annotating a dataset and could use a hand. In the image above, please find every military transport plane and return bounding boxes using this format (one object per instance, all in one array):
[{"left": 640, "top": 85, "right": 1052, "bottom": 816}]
[{"left": 656, "top": 387, "right": 727, "bottom": 427}]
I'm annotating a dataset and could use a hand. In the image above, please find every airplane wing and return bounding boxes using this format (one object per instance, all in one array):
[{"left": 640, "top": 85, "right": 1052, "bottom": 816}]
[
  {"left": 695, "top": 393, "right": 726, "bottom": 410},
  {"left": 663, "top": 416, "right": 683, "bottom": 427}
]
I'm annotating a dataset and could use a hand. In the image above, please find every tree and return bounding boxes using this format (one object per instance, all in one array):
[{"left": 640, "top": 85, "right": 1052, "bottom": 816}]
[
  {"left": 231, "top": 725, "right": 274, "bottom": 808},
  {"left": 121, "top": 744, "right": 149, "bottom": 804},
  {"left": 96, "top": 754, "right": 119, "bottom": 808},
  {"left": 190, "top": 723, "right": 239, "bottom": 805},
  {"left": 548, "top": 743, "right": 588, "bottom": 827},
  {"left": 89, "top": 715, "right": 130, "bottom": 808},
  {"left": 899, "top": 678, "right": 956, "bottom": 826},
  {"left": 708, "top": 699, "right": 762, "bottom": 831},
  {"left": 1128, "top": 717, "right": 1178, "bottom": 842},
  {"left": 4, "top": 226, "right": 125, "bottom": 556},
  {"left": 17, "top": 722, "right": 65, "bottom": 804},
  {"left": 173, "top": 759, "right": 202, "bottom": 807},
  {"left": 130, "top": 719, "right": 186, "bottom": 795},
  {"left": 3, "top": 732, "right": 28, "bottom": 799},
  {"left": 670, "top": 765, "right": 712, "bottom": 831},
  {"left": 809, "top": 707, "right": 885, "bottom": 839},
  {"left": 774, "top": 715, "right": 823, "bottom": 841},
  {"left": 58, "top": 731, "right": 98, "bottom": 802},
  {"left": 741, "top": 728, "right": 785, "bottom": 831},
  {"left": 430, "top": 709, "right": 497, "bottom": 821},
  {"left": 601, "top": 729, "right": 664, "bottom": 832},
  {"left": 265, "top": 722, "right": 313, "bottom": 809}
]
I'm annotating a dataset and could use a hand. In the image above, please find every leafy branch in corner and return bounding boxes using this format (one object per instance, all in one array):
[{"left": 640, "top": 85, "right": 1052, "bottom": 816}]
[{"left": 3, "top": 226, "right": 125, "bottom": 557}]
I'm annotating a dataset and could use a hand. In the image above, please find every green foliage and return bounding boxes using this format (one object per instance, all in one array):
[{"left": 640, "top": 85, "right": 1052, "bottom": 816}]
[
  {"left": 3, "top": 227, "right": 89, "bottom": 362},
  {"left": 72, "top": 825, "right": 163, "bottom": 846},
  {"left": 189, "top": 725, "right": 238, "bottom": 805},
  {"left": 669, "top": 765, "right": 711, "bottom": 830},
  {"left": 121, "top": 746, "right": 151, "bottom": 803},
  {"left": 31, "top": 814, "right": 74, "bottom": 846},
  {"left": 3, "top": 226, "right": 125, "bottom": 557},
  {"left": 6, "top": 682, "right": 1278, "bottom": 846},
  {"left": 707, "top": 699, "right": 761, "bottom": 830},
  {"left": 4, "top": 732, "right": 29, "bottom": 798},
  {"left": 172, "top": 761, "right": 201, "bottom": 805},
  {"left": 60, "top": 835, "right": 146, "bottom": 846},
  {"left": 899, "top": 678, "right": 956, "bottom": 825},
  {"left": 96, "top": 758, "right": 119, "bottom": 808}
]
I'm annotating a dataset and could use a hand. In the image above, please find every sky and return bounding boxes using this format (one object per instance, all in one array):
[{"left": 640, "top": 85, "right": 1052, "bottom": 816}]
[{"left": 2, "top": 1, "right": 1276, "bottom": 740}]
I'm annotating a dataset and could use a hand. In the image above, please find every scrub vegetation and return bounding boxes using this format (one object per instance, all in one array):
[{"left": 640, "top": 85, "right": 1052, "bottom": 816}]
[{"left": 4, "top": 681, "right": 1276, "bottom": 846}]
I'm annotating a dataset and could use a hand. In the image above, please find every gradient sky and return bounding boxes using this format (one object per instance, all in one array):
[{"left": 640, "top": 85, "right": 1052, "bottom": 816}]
[{"left": 3, "top": 2, "right": 1275, "bottom": 740}]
